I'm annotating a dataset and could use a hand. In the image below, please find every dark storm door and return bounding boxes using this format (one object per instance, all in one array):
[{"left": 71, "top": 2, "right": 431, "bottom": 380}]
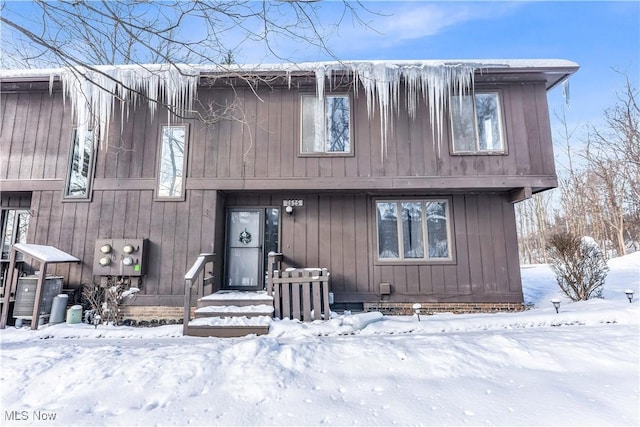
[{"left": 224, "top": 208, "right": 279, "bottom": 290}]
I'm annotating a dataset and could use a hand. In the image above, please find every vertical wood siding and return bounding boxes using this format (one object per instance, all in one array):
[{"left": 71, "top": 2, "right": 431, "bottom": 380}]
[
  {"left": 225, "top": 192, "right": 522, "bottom": 304},
  {"left": 2, "top": 81, "right": 554, "bottom": 183},
  {"left": 0, "top": 77, "right": 547, "bottom": 306}
]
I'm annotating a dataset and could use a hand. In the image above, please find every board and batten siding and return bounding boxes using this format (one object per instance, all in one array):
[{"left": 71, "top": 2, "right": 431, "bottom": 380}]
[
  {"left": 23, "top": 189, "right": 220, "bottom": 306},
  {"left": 225, "top": 192, "right": 522, "bottom": 304},
  {"left": 2, "top": 81, "right": 555, "bottom": 189},
  {"left": 1, "top": 78, "right": 539, "bottom": 306}
]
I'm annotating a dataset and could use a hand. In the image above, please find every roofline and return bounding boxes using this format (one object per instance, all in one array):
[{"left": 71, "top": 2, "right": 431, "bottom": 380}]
[{"left": 0, "top": 59, "right": 579, "bottom": 90}]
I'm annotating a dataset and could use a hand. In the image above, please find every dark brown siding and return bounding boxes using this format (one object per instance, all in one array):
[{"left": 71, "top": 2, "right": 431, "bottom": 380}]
[
  {"left": 25, "top": 189, "right": 220, "bottom": 305},
  {"left": 225, "top": 192, "right": 522, "bottom": 304},
  {"left": 2, "top": 81, "right": 555, "bottom": 191},
  {"left": 1, "top": 76, "right": 547, "bottom": 307}
]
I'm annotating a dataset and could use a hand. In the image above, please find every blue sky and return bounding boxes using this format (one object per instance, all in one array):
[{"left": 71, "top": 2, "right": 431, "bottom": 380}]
[{"left": 247, "top": 1, "right": 638, "bottom": 143}]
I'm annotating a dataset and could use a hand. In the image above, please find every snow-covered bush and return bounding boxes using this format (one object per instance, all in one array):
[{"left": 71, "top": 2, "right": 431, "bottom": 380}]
[
  {"left": 547, "top": 233, "right": 609, "bottom": 301},
  {"left": 82, "top": 277, "right": 140, "bottom": 326}
]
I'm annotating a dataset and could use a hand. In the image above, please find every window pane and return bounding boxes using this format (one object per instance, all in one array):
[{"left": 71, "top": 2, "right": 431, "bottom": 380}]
[
  {"left": 451, "top": 95, "right": 476, "bottom": 152},
  {"left": 426, "top": 202, "right": 449, "bottom": 259},
  {"left": 66, "top": 129, "right": 94, "bottom": 197},
  {"left": 1, "top": 210, "right": 29, "bottom": 261},
  {"left": 16, "top": 213, "right": 29, "bottom": 245},
  {"left": 326, "top": 96, "right": 350, "bottom": 152},
  {"left": 301, "top": 96, "right": 324, "bottom": 153},
  {"left": 475, "top": 93, "right": 502, "bottom": 151},
  {"left": 377, "top": 202, "right": 399, "bottom": 259},
  {"left": 1, "top": 210, "right": 16, "bottom": 260},
  {"left": 401, "top": 202, "right": 424, "bottom": 258},
  {"left": 158, "top": 126, "right": 186, "bottom": 198}
]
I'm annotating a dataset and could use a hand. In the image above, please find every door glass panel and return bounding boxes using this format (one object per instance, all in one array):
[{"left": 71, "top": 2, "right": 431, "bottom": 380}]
[
  {"left": 227, "top": 247, "right": 260, "bottom": 288},
  {"left": 229, "top": 211, "right": 260, "bottom": 248}
]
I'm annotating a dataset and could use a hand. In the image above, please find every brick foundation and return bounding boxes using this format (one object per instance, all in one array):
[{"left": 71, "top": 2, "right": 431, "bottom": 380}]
[
  {"left": 120, "top": 306, "right": 191, "bottom": 322},
  {"left": 363, "top": 302, "right": 525, "bottom": 316}
]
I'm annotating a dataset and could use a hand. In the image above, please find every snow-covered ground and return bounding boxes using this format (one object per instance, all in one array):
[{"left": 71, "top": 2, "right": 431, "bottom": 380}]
[{"left": 1, "top": 253, "right": 638, "bottom": 426}]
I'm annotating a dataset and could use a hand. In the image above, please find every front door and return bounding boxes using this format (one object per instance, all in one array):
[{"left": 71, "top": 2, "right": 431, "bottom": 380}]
[{"left": 224, "top": 208, "right": 279, "bottom": 290}]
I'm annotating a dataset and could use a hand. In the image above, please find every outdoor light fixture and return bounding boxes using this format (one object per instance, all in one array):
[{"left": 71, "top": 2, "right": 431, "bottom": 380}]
[
  {"left": 123, "top": 244, "right": 135, "bottom": 254},
  {"left": 99, "top": 257, "right": 111, "bottom": 267},
  {"left": 122, "top": 256, "right": 134, "bottom": 266},
  {"left": 412, "top": 303, "right": 422, "bottom": 321},
  {"left": 100, "top": 244, "right": 112, "bottom": 254},
  {"left": 285, "top": 205, "right": 294, "bottom": 215},
  {"left": 624, "top": 289, "right": 634, "bottom": 303},
  {"left": 551, "top": 298, "right": 561, "bottom": 314}
]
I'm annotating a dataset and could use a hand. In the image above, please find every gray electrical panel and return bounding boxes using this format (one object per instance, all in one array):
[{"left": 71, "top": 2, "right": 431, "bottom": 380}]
[
  {"left": 13, "top": 276, "right": 64, "bottom": 319},
  {"left": 93, "top": 238, "right": 148, "bottom": 276}
]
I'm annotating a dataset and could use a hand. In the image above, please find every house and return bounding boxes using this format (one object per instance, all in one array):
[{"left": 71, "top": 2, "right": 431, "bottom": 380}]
[{"left": 0, "top": 60, "right": 578, "bottom": 335}]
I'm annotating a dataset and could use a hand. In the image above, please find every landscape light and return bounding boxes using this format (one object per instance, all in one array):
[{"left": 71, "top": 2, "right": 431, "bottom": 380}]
[
  {"left": 551, "top": 298, "right": 561, "bottom": 313},
  {"left": 412, "top": 303, "right": 422, "bottom": 321},
  {"left": 624, "top": 289, "right": 634, "bottom": 303}
]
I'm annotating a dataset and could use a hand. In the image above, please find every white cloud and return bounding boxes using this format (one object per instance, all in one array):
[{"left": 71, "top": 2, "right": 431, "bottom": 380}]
[{"left": 327, "top": 2, "right": 524, "bottom": 52}]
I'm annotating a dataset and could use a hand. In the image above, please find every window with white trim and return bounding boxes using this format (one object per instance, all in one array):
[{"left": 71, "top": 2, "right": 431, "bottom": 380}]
[
  {"left": 64, "top": 128, "right": 95, "bottom": 199},
  {"left": 376, "top": 200, "right": 452, "bottom": 261},
  {"left": 301, "top": 94, "right": 351, "bottom": 154},
  {"left": 450, "top": 92, "right": 505, "bottom": 153},
  {"left": 156, "top": 125, "right": 188, "bottom": 199}
]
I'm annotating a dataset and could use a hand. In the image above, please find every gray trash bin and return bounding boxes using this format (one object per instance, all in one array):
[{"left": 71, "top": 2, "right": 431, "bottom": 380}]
[{"left": 49, "top": 294, "right": 68, "bottom": 324}]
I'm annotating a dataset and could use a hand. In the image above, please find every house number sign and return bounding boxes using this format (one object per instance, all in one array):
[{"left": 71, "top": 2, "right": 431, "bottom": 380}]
[{"left": 283, "top": 199, "right": 303, "bottom": 207}]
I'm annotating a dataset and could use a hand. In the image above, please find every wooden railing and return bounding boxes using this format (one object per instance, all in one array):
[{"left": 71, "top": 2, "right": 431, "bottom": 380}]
[
  {"left": 183, "top": 253, "right": 215, "bottom": 335},
  {"left": 268, "top": 252, "right": 331, "bottom": 322}
]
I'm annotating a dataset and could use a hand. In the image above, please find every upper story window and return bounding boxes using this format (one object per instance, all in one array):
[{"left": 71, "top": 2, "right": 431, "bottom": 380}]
[
  {"left": 376, "top": 199, "right": 453, "bottom": 262},
  {"left": 301, "top": 94, "right": 351, "bottom": 155},
  {"left": 156, "top": 125, "right": 188, "bottom": 200},
  {"left": 450, "top": 92, "right": 505, "bottom": 154},
  {"left": 64, "top": 128, "right": 96, "bottom": 200}
]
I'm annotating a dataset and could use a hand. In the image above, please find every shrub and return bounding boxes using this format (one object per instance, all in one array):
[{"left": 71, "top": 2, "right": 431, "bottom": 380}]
[
  {"left": 547, "top": 233, "right": 609, "bottom": 301},
  {"left": 82, "top": 277, "right": 140, "bottom": 326}
]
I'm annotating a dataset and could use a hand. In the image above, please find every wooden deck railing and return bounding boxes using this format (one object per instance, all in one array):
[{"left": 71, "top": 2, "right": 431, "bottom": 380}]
[
  {"left": 267, "top": 252, "right": 331, "bottom": 321},
  {"left": 183, "top": 253, "right": 215, "bottom": 335}
]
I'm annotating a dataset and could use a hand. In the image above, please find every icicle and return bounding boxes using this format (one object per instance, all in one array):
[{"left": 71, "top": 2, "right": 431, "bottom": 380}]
[
  {"left": 56, "top": 64, "right": 199, "bottom": 150},
  {"left": 312, "top": 61, "right": 479, "bottom": 160},
  {"left": 562, "top": 79, "right": 571, "bottom": 108}
]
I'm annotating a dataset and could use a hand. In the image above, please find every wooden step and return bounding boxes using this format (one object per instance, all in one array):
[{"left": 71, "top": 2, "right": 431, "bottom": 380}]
[{"left": 185, "top": 315, "right": 272, "bottom": 337}]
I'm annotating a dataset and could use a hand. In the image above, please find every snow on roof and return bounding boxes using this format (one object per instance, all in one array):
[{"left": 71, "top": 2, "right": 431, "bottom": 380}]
[
  {"left": 0, "top": 59, "right": 579, "bottom": 80},
  {"left": 13, "top": 243, "right": 80, "bottom": 263}
]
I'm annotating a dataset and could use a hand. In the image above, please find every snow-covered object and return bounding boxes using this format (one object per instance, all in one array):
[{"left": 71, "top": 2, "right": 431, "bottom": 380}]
[{"left": 341, "top": 311, "right": 384, "bottom": 330}]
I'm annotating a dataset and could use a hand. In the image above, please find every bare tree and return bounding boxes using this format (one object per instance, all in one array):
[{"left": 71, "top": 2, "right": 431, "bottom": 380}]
[
  {"left": 580, "top": 73, "right": 640, "bottom": 256},
  {"left": 1, "top": 1, "right": 370, "bottom": 117}
]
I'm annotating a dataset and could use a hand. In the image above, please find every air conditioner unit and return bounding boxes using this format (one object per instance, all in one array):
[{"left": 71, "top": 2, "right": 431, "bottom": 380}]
[{"left": 13, "top": 276, "right": 64, "bottom": 319}]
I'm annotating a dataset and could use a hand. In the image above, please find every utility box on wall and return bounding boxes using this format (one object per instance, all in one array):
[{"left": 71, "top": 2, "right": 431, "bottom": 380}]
[{"left": 93, "top": 239, "right": 148, "bottom": 276}]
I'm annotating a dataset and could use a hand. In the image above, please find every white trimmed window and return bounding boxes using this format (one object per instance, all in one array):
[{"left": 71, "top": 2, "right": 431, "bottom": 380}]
[
  {"left": 376, "top": 200, "right": 452, "bottom": 261},
  {"left": 156, "top": 125, "right": 188, "bottom": 200},
  {"left": 301, "top": 94, "right": 351, "bottom": 154},
  {"left": 64, "top": 128, "right": 95, "bottom": 199},
  {"left": 450, "top": 92, "right": 505, "bottom": 153}
]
